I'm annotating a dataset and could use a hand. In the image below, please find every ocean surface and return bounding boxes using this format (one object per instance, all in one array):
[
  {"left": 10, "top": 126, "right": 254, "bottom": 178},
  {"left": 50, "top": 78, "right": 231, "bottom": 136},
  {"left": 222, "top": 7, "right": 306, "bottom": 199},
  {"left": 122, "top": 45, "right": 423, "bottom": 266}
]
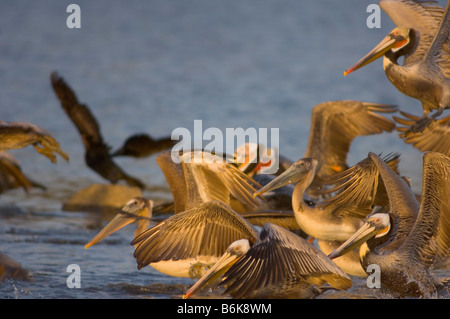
[{"left": 0, "top": 0, "right": 448, "bottom": 300}]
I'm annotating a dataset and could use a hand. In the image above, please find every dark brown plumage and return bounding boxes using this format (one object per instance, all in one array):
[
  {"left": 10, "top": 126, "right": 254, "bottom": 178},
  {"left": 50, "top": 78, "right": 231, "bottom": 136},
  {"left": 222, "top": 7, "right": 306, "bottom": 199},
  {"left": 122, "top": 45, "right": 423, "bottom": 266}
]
[
  {"left": 112, "top": 134, "right": 175, "bottom": 158},
  {"left": 50, "top": 71, "right": 145, "bottom": 189}
]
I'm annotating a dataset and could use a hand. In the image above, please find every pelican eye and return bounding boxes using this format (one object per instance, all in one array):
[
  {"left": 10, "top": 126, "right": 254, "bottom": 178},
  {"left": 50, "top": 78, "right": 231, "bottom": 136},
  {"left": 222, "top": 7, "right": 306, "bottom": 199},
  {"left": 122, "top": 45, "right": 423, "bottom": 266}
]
[{"left": 127, "top": 200, "right": 138, "bottom": 207}]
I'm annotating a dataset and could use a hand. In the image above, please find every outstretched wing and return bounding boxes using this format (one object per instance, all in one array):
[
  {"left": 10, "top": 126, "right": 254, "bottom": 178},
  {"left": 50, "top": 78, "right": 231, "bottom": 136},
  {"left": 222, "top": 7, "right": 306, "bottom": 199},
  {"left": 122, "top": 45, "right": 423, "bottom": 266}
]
[
  {"left": 319, "top": 153, "right": 401, "bottom": 210},
  {"left": 51, "top": 72, "right": 145, "bottom": 188},
  {"left": 221, "top": 223, "right": 352, "bottom": 299},
  {"left": 304, "top": 101, "right": 397, "bottom": 183},
  {"left": 50, "top": 71, "right": 104, "bottom": 147},
  {"left": 131, "top": 200, "right": 259, "bottom": 269},
  {"left": 178, "top": 150, "right": 264, "bottom": 211},
  {"left": 394, "top": 111, "right": 450, "bottom": 156}
]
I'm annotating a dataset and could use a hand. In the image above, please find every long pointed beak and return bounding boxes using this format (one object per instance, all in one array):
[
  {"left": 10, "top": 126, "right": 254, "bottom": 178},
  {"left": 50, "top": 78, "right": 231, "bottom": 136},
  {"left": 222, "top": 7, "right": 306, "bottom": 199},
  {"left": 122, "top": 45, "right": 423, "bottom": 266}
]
[
  {"left": 344, "top": 33, "right": 402, "bottom": 76},
  {"left": 183, "top": 250, "right": 240, "bottom": 299},
  {"left": 328, "top": 221, "right": 378, "bottom": 259},
  {"left": 253, "top": 163, "right": 308, "bottom": 197},
  {"left": 85, "top": 213, "right": 136, "bottom": 249}
]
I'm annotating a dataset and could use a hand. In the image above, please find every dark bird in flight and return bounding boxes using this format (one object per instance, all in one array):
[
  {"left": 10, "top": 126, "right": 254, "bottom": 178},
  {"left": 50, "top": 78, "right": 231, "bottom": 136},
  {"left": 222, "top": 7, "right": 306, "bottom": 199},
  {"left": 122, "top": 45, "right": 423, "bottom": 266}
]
[
  {"left": 111, "top": 133, "right": 175, "bottom": 158},
  {"left": 50, "top": 71, "right": 145, "bottom": 189}
]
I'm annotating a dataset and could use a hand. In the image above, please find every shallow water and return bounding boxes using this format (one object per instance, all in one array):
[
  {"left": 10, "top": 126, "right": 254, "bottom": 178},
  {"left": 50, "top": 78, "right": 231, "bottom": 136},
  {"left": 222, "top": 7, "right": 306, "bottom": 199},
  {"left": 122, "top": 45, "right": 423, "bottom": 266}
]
[{"left": 0, "top": 0, "right": 448, "bottom": 300}]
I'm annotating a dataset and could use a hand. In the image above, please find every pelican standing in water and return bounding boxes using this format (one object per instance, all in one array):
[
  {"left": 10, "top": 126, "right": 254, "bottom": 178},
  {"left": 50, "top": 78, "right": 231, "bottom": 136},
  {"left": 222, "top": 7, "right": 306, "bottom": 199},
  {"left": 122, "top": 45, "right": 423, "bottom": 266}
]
[
  {"left": 85, "top": 198, "right": 258, "bottom": 279},
  {"left": 87, "top": 150, "right": 266, "bottom": 279},
  {"left": 329, "top": 152, "right": 450, "bottom": 298},
  {"left": 129, "top": 150, "right": 269, "bottom": 278},
  {"left": 252, "top": 153, "right": 400, "bottom": 277},
  {"left": 253, "top": 154, "right": 400, "bottom": 242},
  {"left": 344, "top": 0, "right": 450, "bottom": 134},
  {"left": 183, "top": 223, "right": 352, "bottom": 299},
  {"left": 85, "top": 197, "right": 154, "bottom": 250}
]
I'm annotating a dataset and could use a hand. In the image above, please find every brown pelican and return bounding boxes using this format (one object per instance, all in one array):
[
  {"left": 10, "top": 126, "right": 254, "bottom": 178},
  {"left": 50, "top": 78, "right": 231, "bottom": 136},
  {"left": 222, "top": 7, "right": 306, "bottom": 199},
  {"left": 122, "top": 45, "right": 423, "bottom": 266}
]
[
  {"left": 155, "top": 149, "right": 267, "bottom": 215},
  {"left": 111, "top": 134, "right": 175, "bottom": 158},
  {"left": 0, "top": 120, "right": 68, "bottom": 163},
  {"left": 87, "top": 149, "right": 267, "bottom": 278},
  {"left": 85, "top": 197, "right": 154, "bottom": 250},
  {"left": 127, "top": 150, "right": 277, "bottom": 278},
  {"left": 394, "top": 110, "right": 450, "bottom": 156},
  {"left": 329, "top": 152, "right": 450, "bottom": 298},
  {"left": 304, "top": 101, "right": 397, "bottom": 195},
  {"left": 0, "top": 151, "right": 45, "bottom": 194},
  {"left": 344, "top": 0, "right": 450, "bottom": 133},
  {"left": 233, "top": 143, "right": 293, "bottom": 177},
  {"left": 50, "top": 72, "right": 145, "bottom": 189},
  {"left": 156, "top": 149, "right": 299, "bottom": 236},
  {"left": 227, "top": 101, "right": 397, "bottom": 199},
  {"left": 131, "top": 199, "right": 262, "bottom": 279},
  {"left": 182, "top": 223, "right": 352, "bottom": 299},
  {"left": 253, "top": 154, "right": 400, "bottom": 242},
  {"left": 85, "top": 196, "right": 261, "bottom": 279}
]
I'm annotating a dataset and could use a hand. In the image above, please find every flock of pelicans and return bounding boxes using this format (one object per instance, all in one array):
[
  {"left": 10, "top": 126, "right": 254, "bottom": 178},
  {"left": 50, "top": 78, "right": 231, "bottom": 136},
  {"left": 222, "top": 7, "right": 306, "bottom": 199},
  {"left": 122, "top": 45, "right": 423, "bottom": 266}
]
[{"left": 1, "top": 0, "right": 450, "bottom": 299}]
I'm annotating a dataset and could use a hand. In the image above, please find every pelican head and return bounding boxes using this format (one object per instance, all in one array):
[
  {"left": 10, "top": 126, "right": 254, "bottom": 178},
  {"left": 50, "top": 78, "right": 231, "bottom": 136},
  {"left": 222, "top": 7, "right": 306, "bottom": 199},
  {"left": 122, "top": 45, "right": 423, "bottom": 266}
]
[
  {"left": 344, "top": 27, "right": 411, "bottom": 76},
  {"left": 234, "top": 143, "right": 261, "bottom": 175},
  {"left": 253, "top": 158, "right": 317, "bottom": 197},
  {"left": 328, "top": 212, "right": 390, "bottom": 259},
  {"left": 84, "top": 197, "right": 153, "bottom": 249},
  {"left": 183, "top": 239, "right": 250, "bottom": 299}
]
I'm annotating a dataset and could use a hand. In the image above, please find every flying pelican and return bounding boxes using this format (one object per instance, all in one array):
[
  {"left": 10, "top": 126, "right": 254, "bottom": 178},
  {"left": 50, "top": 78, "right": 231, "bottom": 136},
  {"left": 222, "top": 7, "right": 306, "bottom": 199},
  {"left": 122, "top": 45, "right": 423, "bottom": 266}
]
[
  {"left": 50, "top": 72, "right": 145, "bottom": 189},
  {"left": 344, "top": 0, "right": 450, "bottom": 133},
  {"left": 304, "top": 101, "right": 397, "bottom": 195},
  {"left": 111, "top": 134, "right": 175, "bottom": 158},
  {"left": 329, "top": 152, "right": 450, "bottom": 298},
  {"left": 253, "top": 153, "right": 400, "bottom": 242},
  {"left": 394, "top": 110, "right": 450, "bottom": 156},
  {"left": 182, "top": 223, "right": 352, "bottom": 299},
  {"left": 224, "top": 101, "right": 397, "bottom": 199},
  {"left": 0, "top": 120, "right": 68, "bottom": 163}
]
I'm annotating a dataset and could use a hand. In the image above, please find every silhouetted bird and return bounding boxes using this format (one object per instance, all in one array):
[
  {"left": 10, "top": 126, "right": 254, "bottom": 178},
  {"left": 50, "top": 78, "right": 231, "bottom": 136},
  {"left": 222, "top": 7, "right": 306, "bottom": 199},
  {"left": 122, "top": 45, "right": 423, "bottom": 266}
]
[
  {"left": 112, "top": 133, "right": 175, "bottom": 158},
  {"left": 50, "top": 72, "right": 145, "bottom": 189}
]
